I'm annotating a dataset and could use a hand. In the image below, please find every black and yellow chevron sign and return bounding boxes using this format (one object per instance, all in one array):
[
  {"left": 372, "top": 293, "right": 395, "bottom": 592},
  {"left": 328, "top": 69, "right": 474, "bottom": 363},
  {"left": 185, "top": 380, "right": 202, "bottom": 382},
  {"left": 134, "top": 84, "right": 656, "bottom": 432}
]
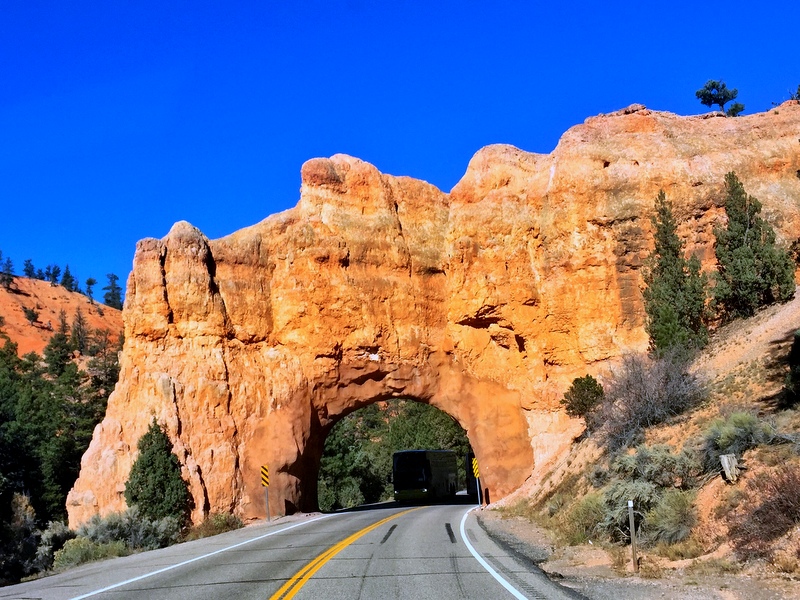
[
  {"left": 472, "top": 457, "right": 480, "bottom": 479},
  {"left": 261, "top": 465, "right": 270, "bottom": 487}
]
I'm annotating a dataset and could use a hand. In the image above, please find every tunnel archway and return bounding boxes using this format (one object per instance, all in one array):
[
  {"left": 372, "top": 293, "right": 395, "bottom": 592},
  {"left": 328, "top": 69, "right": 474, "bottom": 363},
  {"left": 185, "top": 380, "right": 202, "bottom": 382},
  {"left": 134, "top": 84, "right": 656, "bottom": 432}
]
[
  {"left": 239, "top": 352, "right": 534, "bottom": 520},
  {"left": 316, "top": 398, "right": 473, "bottom": 512}
]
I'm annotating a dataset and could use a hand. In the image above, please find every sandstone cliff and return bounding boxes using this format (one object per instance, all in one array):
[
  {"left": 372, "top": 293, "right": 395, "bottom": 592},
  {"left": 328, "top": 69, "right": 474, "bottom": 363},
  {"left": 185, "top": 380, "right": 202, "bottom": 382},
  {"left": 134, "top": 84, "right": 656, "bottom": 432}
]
[{"left": 67, "top": 103, "right": 800, "bottom": 527}]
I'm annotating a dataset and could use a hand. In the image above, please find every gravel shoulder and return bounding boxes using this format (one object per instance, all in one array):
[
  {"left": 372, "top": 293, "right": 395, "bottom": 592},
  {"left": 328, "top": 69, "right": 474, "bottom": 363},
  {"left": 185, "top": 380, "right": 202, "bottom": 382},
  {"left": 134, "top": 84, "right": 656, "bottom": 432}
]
[{"left": 477, "top": 509, "right": 800, "bottom": 600}]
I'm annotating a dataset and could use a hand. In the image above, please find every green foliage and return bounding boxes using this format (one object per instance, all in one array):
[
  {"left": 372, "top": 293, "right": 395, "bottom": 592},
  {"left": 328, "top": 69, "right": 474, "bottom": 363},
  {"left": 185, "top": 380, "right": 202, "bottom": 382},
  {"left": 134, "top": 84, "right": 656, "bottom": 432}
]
[
  {"left": 0, "top": 493, "right": 38, "bottom": 584},
  {"left": 0, "top": 257, "right": 14, "bottom": 290},
  {"left": 85, "top": 277, "right": 97, "bottom": 302},
  {"left": 602, "top": 479, "right": 660, "bottom": 542},
  {"left": 125, "top": 419, "right": 191, "bottom": 523},
  {"left": 318, "top": 400, "right": 471, "bottom": 511},
  {"left": 699, "top": 411, "right": 775, "bottom": 474},
  {"left": 103, "top": 273, "right": 123, "bottom": 309},
  {"left": 77, "top": 506, "right": 181, "bottom": 550},
  {"left": 558, "top": 493, "right": 605, "bottom": 545},
  {"left": 43, "top": 330, "right": 72, "bottom": 377},
  {"left": 645, "top": 489, "right": 697, "bottom": 544},
  {"left": 45, "top": 264, "right": 61, "bottom": 286},
  {"left": 22, "top": 306, "right": 39, "bottom": 325},
  {"left": 713, "top": 172, "right": 795, "bottom": 322},
  {"left": 22, "top": 259, "right": 35, "bottom": 278},
  {"left": 60, "top": 265, "right": 77, "bottom": 292},
  {"left": 597, "top": 445, "right": 701, "bottom": 545},
  {"left": 70, "top": 308, "right": 89, "bottom": 354},
  {"left": 183, "top": 512, "right": 243, "bottom": 541},
  {"left": 599, "top": 351, "right": 704, "bottom": 450},
  {"left": 561, "top": 374, "right": 604, "bottom": 419},
  {"left": 790, "top": 84, "right": 800, "bottom": 101},
  {"left": 695, "top": 80, "right": 741, "bottom": 114},
  {"left": 643, "top": 191, "right": 709, "bottom": 354},
  {"left": 34, "top": 520, "right": 76, "bottom": 571},
  {"left": 725, "top": 102, "right": 744, "bottom": 117},
  {"left": 52, "top": 537, "right": 128, "bottom": 570},
  {"left": 50, "top": 507, "right": 183, "bottom": 571},
  {"left": 611, "top": 444, "right": 700, "bottom": 490}
]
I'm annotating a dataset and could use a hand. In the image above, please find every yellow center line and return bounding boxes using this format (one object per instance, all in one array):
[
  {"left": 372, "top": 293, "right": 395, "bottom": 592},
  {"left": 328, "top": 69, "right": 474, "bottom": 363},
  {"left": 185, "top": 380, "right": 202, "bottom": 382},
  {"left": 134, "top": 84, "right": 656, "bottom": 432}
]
[{"left": 269, "top": 507, "right": 419, "bottom": 600}]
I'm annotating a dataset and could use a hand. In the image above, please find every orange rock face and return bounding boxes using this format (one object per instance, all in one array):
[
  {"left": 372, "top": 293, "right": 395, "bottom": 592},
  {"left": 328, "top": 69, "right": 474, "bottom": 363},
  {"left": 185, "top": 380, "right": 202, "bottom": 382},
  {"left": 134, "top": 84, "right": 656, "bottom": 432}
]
[{"left": 67, "top": 103, "right": 800, "bottom": 527}]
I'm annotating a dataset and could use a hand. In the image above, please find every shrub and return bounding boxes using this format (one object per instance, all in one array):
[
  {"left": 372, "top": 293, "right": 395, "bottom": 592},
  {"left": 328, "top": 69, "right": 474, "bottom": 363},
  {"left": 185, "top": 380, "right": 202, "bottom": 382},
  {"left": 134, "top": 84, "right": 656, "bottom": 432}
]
[
  {"left": 645, "top": 489, "right": 696, "bottom": 544},
  {"left": 599, "top": 351, "right": 704, "bottom": 450},
  {"left": 77, "top": 507, "right": 181, "bottom": 551},
  {"left": 655, "top": 538, "right": 704, "bottom": 561},
  {"left": 561, "top": 375, "right": 604, "bottom": 419},
  {"left": 183, "top": 512, "right": 243, "bottom": 541},
  {"left": 52, "top": 537, "right": 128, "bottom": 570},
  {"left": 729, "top": 465, "right": 800, "bottom": 560},
  {"left": 557, "top": 493, "right": 605, "bottom": 545},
  {"left": 699, "top": 412, "right": 775, "bottom": 474},
  {"left": 34, "top": 521, "right": 76, "bottom": 571},
  {"left": 611, "top": 445, "right": 701, "bottom": 490},
  {"left": 0, "top": 493, "right": 38, "bottom": 584},
  {"left": 125, "top": 419, "right": 191, "bottom": 524},
  {"left": 601, "top": 479, "right": 660, "bottom": 542}
]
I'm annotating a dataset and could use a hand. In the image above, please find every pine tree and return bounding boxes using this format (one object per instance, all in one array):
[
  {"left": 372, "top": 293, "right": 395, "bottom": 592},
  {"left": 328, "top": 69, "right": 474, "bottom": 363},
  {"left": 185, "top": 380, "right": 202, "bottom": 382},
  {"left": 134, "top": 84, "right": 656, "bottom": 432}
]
[
  {"left": 22, "top": 260, "right": 35, "bottom": 279},
  {"left": 22, "top": 307, "right": 38, "bottom": 325},
  {"left": 60, "top": 265, "right": 76, "bottom": 292},
  {"left": 85, "top": 277, "right": 97, "bottom": 303},
  {"left": 0, "top": 258, "right": 14, "bottom": 290},
  {"left": 103, "top": 273, "right": 123, "bottom": 310},
  {"left": 643, "top": 191, "right": 709, "bottom": 353},
  {"left": 69, "top": 308, "right": 88, "bottom": 354},
  {"left": 46, "top": 265, "right": 60, "bottom": 286},
  {"left": 561, "top": 375, "right": 605, "bottom": 419},
  {"left": 44, "top": 311, "right": 72, "bottom": 377},
  {"left": 695, "top": 80, "right": 743, "bottom": 116},
  {"left": 124, "top": 419, "right": 190, "bottom": 523},
  {"left": 713, "top": 172, "right": 796, "bottom": 321}
]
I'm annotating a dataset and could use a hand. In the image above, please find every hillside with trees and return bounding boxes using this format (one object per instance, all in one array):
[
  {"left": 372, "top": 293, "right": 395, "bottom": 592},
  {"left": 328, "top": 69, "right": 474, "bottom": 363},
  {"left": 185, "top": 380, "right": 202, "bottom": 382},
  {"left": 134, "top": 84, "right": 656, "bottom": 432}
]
[{"left": 0, "top": 264, "right": 124, "bottom": 584}]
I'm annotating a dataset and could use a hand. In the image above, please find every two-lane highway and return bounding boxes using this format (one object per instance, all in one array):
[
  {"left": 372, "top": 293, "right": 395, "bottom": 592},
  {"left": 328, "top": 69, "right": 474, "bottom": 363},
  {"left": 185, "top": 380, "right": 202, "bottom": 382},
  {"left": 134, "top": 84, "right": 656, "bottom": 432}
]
[{"left": 1, "top": 503, "right": 584, "bottom": 600}]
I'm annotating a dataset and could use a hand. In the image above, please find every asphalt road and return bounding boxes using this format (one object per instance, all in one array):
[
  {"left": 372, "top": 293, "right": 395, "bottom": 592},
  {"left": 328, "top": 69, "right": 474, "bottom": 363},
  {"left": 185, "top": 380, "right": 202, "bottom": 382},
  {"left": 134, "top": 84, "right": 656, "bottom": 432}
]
[{"left": 1, "top": 502, "right": 584, "bottom": 600}]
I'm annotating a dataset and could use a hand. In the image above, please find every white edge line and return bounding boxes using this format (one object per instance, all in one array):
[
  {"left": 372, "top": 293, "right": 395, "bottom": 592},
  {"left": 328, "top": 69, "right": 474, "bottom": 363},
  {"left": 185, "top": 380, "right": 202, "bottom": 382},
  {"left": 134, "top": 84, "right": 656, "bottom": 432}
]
[
  {"left": 459, "top": 506, "right": 528, "bottom": 600},
  {"left": 69, "top": 513, "right": 337, "bottom": 600}
]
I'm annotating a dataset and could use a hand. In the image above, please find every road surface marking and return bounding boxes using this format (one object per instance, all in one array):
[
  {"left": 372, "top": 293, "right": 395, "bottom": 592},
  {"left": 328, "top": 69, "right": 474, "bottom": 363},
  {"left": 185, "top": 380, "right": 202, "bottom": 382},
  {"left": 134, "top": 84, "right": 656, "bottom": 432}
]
[
  {"left": 459, "top": 506, "right": 528, "bottom": 600},
  {"left": 269, "top": 507, "right": 418, "bottom": 600},
  {"left": 69, "top": 514, "right": 336, "bottom": 600}
]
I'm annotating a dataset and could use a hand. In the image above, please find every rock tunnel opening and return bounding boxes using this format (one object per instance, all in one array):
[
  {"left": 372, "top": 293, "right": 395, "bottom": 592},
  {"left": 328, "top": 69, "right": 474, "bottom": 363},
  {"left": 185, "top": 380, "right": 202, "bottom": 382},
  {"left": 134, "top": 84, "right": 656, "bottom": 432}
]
[{"left": 315, "top": 398, "right": 474, "bottom": 512}]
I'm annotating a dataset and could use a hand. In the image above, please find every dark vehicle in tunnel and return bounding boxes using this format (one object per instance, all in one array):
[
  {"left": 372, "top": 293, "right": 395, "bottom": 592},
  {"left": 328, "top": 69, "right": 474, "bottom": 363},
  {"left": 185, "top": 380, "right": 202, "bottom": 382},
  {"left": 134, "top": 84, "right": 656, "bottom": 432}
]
[{"left": 391, "top": 450, "right": 458, "bottom": 502}]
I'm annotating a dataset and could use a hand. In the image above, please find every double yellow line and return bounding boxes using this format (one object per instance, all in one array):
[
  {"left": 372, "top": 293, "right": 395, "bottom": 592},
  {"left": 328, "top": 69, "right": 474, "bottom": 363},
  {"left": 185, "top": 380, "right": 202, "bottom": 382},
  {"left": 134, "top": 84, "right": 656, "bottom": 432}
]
[{"left": 269, "top": 507, "right": 418, "bottom": 599}]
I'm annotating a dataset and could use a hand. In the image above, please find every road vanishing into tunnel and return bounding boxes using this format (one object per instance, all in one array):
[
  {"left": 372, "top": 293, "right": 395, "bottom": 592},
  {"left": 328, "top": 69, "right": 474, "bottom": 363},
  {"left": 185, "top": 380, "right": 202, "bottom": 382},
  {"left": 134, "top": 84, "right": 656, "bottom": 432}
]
[{"left": 2, "top": 502, "right": 585, "bottom": 600}]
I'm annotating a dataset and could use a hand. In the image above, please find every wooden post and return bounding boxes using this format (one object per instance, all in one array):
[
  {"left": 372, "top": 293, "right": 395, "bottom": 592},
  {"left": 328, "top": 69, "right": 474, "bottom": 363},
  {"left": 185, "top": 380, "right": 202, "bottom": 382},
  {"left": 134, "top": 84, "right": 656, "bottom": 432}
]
[{"left": 628, "top": 500, "right": 638, "bottom": 573}]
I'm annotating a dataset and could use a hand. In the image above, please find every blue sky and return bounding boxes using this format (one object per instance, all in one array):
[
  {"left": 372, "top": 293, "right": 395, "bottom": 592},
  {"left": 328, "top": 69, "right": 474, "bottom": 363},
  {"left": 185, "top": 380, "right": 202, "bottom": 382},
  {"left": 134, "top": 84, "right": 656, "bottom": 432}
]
[{"left": 1, "top": 1, "right": 798, "bottom": 294}]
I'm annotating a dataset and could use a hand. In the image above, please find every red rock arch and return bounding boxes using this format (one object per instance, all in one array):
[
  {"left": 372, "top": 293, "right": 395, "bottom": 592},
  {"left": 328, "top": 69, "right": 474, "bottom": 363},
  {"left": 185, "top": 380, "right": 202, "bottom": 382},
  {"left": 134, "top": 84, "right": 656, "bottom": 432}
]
[
  {"left": 243, "top": 354, "right": 533, "bottom": 517},
  {"left": 68, "top": 107, "right": 800, "bottom": 526}
]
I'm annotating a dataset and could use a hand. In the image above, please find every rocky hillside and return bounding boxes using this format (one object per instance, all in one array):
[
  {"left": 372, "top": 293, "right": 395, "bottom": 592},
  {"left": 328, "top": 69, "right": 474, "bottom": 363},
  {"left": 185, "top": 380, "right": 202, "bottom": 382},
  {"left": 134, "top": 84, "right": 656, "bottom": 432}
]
[
  {"left": 0, "top": 276, "right": 122, "bottom": 355},
  {"left": 489, "top": 292, "right": 800, "bottom": 598}
]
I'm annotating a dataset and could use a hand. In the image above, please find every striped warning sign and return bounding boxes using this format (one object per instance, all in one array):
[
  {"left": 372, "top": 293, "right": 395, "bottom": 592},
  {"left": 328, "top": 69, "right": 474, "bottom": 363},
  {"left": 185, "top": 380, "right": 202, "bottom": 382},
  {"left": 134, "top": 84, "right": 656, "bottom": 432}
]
[
  {"left": 472, "top": 457, "right": 480, "bottom": 479},
  {"left": 261, "top": 465, "right": 270, "bottom": 487}
]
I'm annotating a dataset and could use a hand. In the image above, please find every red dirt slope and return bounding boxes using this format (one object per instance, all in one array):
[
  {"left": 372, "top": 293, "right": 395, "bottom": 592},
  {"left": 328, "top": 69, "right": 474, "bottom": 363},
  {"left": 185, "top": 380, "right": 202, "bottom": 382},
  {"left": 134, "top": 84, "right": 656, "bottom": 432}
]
[{"left": 0, "top": 276, "right": 122, "bottom": 356}]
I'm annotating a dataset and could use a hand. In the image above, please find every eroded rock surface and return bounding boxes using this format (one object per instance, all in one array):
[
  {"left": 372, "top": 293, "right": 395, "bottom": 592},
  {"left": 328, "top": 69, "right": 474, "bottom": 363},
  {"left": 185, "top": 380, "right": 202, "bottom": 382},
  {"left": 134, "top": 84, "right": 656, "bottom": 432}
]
[{"left": 68, "top": 103, "right": 800, "bottom": 526}]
